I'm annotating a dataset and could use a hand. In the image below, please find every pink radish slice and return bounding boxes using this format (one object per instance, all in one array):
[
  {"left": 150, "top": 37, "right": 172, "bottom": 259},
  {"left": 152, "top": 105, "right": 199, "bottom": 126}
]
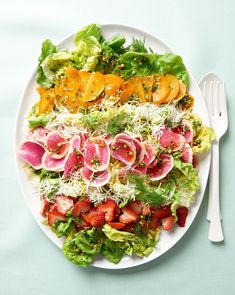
[
  {"left": 114, "top": 133, "right": 145, "bottom": 163},
  {"left": 133, "top": 144, "right": 156, "bottom": 174},
  {"left": 172, "top": 120, "right": 193, "bottom": 144},
  {"left": 102, "top": 134, "right": 112, "bottom": 145},
  {"left": 18, "top": 141, "right": 45, "bottom": 170},
  {"left": 45, "top": 131, "right": 68, "bottom": 159},
  {"left": 68, "top": 135, "right": 81, "bottom": 153},
  {"left": 81, "top": 167, "right": 110, "bottom": 187},
  {"left": 84, "top": 137, "right": 110, "bottom": 172},
  {"left": 148, "top": 154, "right": 174, "bottom": 181},
  {"left": 148, "top": 157, "right": 158, "bottom": 169},
  {"left": 63, "top": 153, "right": 84, "bottom": 177},
  {"left": 118, "top": 166, "right": 141, "bottom": 179},
  {"left": 81, "top": 166, "right": 93, "bottom": 181},
  {"left": 91, "top": 169, "right": 111, "bottom": 187},
  {"left": 180, "top": 144, "right": 193, "bottom": 163},
  {"left": 29, "top": 127, "right": 48, "bottom": 145},
  {"left": 158, "top": 127, "right": 185, "bottom": 152},
  {"left": 111, "top": 139, "right": 136, "bottom": 166},
  {"left": 79, "top": 132, "right": 88, "bottom": 151},
  {"left": 42, "top": 153, "right": 66, "bottom": 172}
]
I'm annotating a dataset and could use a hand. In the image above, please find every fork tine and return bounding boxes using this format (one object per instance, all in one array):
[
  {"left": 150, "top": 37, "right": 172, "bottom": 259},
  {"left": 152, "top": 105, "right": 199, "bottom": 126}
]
[
  {"left": 220, "top": 81, "right": 228, "bottom": 119},
  {"left": 208, "top": 81, "right": 214, "bottom": 116},
  {"left": 203, "top": 81, "right": 212, "bottom": 117},
  {"left": 214, "top": 81, "right": 221, "bottom": 116}
]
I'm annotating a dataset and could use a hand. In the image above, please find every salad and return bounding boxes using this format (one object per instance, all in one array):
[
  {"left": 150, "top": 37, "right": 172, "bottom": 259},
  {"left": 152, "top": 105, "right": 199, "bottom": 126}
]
[{"left": 18, "top": 24, "right": 215, "bottom": 267}]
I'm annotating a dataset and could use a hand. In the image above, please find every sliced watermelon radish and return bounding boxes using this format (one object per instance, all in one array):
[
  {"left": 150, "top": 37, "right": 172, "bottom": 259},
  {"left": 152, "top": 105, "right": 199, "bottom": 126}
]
[
  {"left": 45, "top": 131, "right": 68, "bottom": 159},
  {"left": 158, "top": 127, "right": 185, "bottom": 152},
  {"left": 69, "top": 135, "right": 81, "bottom": 153},
  {"left": 134, "top": 144, "right": 156, "bottom": 174},
  {"left": 114, "top": 133, "right": 146, "bottom": 164},
  {"left": 111, "top": 139, "right": 136, "bottom": 166},
  {"left": 84, "top": 137, "right": 110, "bottom": 172},
  {"left": 148, "top": 157, "right": 158, "bottom": 168},
  {"left": 118, "top": 166, "right": 141, "bottom": 179},
  {"left": 63, "top": 152, "right": 84, "bottom": 177},
  {"left": 18, "top": 141, "right": 45, "bottom": 170},
  {"left": 148, "top": 154, "right": 173, "bottom": 181},
  {"left": 77, "top": 132, "right": 88, "bottom": 151},
  {"left": 81, "top": 167, "right": 110, "bottom": 187},
  {"left": 180, "top": 144, "right": 193, "bottom": 163},
  {"left": 172, "top": 120, "right": 193, "bottom": 145},
  {"left": 29, "top": 127, "right": 48, "bottom": 146},
  {"left": 42, "top": 153, "right": 66, "bottom": 172}
]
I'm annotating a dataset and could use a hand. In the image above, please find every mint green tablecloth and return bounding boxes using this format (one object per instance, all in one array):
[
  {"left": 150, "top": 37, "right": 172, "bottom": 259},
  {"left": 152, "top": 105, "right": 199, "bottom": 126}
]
[{"left": 1, "top": 0, "right": 234, "bottom": 294}]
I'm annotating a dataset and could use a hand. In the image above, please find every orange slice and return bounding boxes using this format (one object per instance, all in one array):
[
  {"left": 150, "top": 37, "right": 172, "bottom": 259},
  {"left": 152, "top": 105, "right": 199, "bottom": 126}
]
[
  {"left": 164, "top": 74, "right": 180, "bottom": 102},
  {"left": 141, "top": 75, "right": 154, "bottom": 102},
  {"left": 174, "top": 80, "right": 187, "bottom": 101},
  {"left": 152, "top": 75, "right": 171, "bottom": 105},
  {"left": 82, "top": 72, "right": 104, "bottom": 102},
  {"left": 104, "top": 74, "right": 125, "bottom": 97},
  {"left": 37, "top": 87, "right": 55, "bottom": 114},
  {"left": 132, "top": 76, "right": 146, "bottom": 103}
]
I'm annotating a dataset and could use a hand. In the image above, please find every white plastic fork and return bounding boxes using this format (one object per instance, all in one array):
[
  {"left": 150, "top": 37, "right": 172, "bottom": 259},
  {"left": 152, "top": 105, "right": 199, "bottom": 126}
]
[{"left": 199, "top": 73, "right": 228, "bottom": 242}]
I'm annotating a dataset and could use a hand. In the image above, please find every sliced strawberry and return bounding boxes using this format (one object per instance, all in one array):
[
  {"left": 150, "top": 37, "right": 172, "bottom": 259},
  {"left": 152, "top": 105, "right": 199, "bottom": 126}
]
[
  {"left": 40, "top": 195, "right": 50, "bottom": 217},
  {"left": 149, "top": 212, "right": 160, "bottom": 229},
  {"left": 129, "top": 201, "right": 142, "bottom": 215},
  {"left": 97, "top": 199, "right": 118, "bottom": 222},
  {"left": 119, "top": 207, "right": 138, "bottom": 224},
  {"left": 176, "top": 207, "right": 189, "bottom": 227},
  {"left": 48, "top": 211, "right": 66, "bottom": 226},
  {"left": 55, "top": 196, "right": 74, "bottom": 215},
  {"left": 72, "top": 201, "right": 91, "bottom": 217},
  {"left": 88, "top": 210, "right": 105, "bottom": 228},
  {"left": 81, "top": 212, "right": 92, "bottom": 224},
  {"left": 107, "top": 222, "right": 125, "bottom": 230},
  {"left": 74, "top": 219, "right": 91, "bottom": 230},
  {"left": 142, "top": 205, "right": 151, "bottom": 215},
  {"left": 122, "top": 223, "right": 134, "bottom": 232},
  {"left": 162, "top": 215, "right": 174, "bottom": 231},
  {"left": 84, "top": 197, "right": 91, "bottom": 204},
  {"left": 115, "top": 206, "right": 121, "bottom": 218},
  {"left": 152, "top": 205, "right": 171, "bottom": 219},
  {"left": 49, "top": 202, "right": 57, "bottom": 212}
]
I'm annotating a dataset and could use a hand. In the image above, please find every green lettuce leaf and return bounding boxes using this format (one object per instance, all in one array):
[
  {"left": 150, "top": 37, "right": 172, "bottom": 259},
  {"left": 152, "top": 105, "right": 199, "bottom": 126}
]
[
  {"left": 129, "top": 175, "right": 167, "bottom": 206},
  {"left": 62, "top": 227, "right": 103, "bottom": 267},
  {"left": 36, "top": 39, "right": 57, "bottom": 88},
  {"left": 193, "top": 126, "right": 215, "bottom": 153},
  {"left": 51, "top": 216, "right": 76, "bottom": 238},
  {"left": 113, "top": 52, "right": 156, "bottom": 79},
  {"left": 129, "top": 229, "right": 159, "bottom": 257},
  {"left": 106, "top": 34, "right": 126, "bottom": 52},
  {"left": 101, "top": 239, "right": 124, "bottom": 264},
  {"left": 154, "top": 53, "right": 189, "bottom": 86},
  {"left": 102, "top": 224, "right": 134, "bottom": 242},
  {"left": 41, "top": 51, "right": 73, "bottom": 84},
  {"left": 170, "top": 158, "right": 200, "bottom": 211},
  {"left": 74, "top": 24, "right": 102, "bottom": 46},
  {"left": 72, "top": 24, "right": 102, "bottom": 71}
]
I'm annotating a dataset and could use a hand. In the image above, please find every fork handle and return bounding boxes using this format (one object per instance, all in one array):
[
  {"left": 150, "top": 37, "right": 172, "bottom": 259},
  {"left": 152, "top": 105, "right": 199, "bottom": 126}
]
[{"left": 208, "top": 141, "right": 224, "bottom": 242}]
